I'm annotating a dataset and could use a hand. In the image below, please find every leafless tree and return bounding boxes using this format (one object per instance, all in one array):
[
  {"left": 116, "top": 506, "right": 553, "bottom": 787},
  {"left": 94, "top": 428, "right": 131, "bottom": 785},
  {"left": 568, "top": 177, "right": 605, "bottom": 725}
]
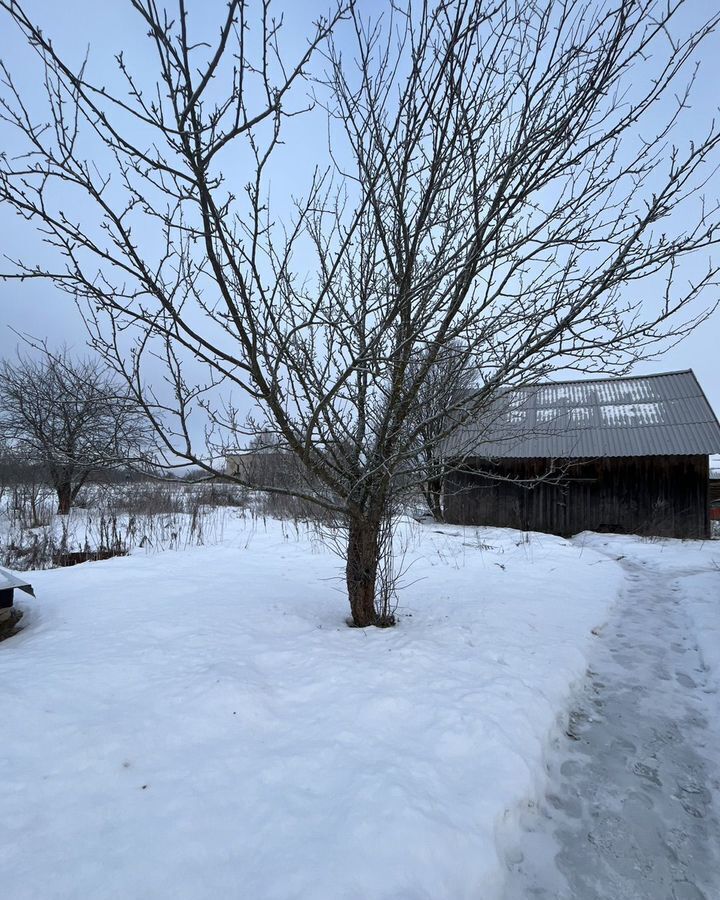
[
  {"left": 0, "top": 1, "right": 719, "bottom": 624},
  {"left": 405, "top": 341, "right": 477, "bottom": 521},
  {"left": 0, "top": 348, "right": 149, "bottom": 513}
]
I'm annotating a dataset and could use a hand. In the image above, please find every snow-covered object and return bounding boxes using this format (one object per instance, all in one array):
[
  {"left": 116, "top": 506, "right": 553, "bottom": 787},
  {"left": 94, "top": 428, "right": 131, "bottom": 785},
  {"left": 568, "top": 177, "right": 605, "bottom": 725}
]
[
  {"left": 0, "top": 566, "right": 34, "bottom": 626},
  {"left": 0, "top": 565, "right": 34, "bottom": 600}
]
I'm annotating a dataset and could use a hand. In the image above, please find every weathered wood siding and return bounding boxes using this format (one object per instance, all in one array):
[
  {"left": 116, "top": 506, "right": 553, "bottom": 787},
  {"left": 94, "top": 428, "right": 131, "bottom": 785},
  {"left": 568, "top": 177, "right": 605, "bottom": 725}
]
[
  {"left": 710, "top": 478, "right": 720, "bottom": 505},
  {"left": 443, "top": 455, "right": 710, "bottom": 539}
]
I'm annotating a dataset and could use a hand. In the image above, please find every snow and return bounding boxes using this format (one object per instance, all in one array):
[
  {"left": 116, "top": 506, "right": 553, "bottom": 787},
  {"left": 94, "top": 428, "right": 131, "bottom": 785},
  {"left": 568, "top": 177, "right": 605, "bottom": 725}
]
[
  {"left": 684, "top": 571, "right": 720, "bottom": 703},
  {"left": 599, "top": 401, "right": 662, "bottom": 426},
  {"left": 576, "top": 529, "right": 720, "bottom": 711},
  {"left": 533, "top": 401, "right": 663, "bottom": 427},
  {"left": 1, "top": 517, "right": 630, "bottom": 899},
  {"left": 535, "top": 379, "right": 653, "bottom": 408},
  {"left": 503, "top": 532, "right": 720, "bottom": 899}
]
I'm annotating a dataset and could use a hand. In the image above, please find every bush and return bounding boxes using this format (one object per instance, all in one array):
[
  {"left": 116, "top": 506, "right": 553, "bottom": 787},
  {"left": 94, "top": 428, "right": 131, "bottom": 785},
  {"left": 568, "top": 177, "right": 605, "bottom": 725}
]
[{"left": 256, "top": 490, "right": 336, "bottom": 526}]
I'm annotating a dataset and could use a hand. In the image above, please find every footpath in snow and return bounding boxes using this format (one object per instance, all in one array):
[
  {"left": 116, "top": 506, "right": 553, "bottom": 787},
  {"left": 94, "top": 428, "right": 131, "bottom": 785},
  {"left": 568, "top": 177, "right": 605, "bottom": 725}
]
[
  {"left": 0, "top": 517, "right": 623, "bottom": 900},
  {"left": 502, "top": 533, "right": 720, "bottom": 900}
]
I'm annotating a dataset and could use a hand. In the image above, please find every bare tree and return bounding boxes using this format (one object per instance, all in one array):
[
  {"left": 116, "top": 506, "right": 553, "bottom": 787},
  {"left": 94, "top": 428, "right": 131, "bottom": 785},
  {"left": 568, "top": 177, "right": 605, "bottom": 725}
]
[
  {"left": 0, "top": 348, "right": 149, "bottom": 513},
  {"left": 405, "top": 341, "right": 477, "bottom": 521},
  {"left": 0, "top": 1, "right": 719, "bottom": 624}
]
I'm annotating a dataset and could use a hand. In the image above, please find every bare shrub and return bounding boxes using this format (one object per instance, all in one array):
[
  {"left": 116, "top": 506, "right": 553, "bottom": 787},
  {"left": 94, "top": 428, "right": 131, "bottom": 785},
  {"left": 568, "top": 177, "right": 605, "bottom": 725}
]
[
  {"left": 1, "top": 530, "right": 55, "bottom": 570},
  {"left": 109, "top": 484, "right": 188, "bottom": 516},
  {"left": 256, "top": 490, "right": 337, "bottom": 526},
  {"left": 7, "top": 482, "right": 55, "bottom": 529},
  {"left": 193, "top": 483, "right": 249, "bottom": 509}
]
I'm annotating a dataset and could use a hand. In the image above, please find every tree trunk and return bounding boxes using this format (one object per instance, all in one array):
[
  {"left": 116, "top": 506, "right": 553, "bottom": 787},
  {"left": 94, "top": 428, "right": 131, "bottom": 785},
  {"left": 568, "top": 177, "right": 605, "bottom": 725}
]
[
  {"left": 345, "top": 515, "right": 381, "bottom": 627},
  {"left": 426, "top": 476, "right": 444, "bottom": 522},
  {"left": 57, "top": 482, "right": 72, "bottom": 515}
]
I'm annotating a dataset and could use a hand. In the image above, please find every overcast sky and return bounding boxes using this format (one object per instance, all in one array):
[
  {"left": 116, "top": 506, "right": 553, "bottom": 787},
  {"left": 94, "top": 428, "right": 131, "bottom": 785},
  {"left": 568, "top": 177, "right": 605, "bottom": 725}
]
[{"left": 1, "top": 0, "right": 719, "bottom": 460}]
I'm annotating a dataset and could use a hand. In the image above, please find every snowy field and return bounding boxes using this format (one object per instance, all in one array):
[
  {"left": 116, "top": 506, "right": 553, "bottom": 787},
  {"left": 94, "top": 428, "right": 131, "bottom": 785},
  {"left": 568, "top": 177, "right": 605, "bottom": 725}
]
[{"left": 3, "top": 516, "right": 717, "bottom": 900}]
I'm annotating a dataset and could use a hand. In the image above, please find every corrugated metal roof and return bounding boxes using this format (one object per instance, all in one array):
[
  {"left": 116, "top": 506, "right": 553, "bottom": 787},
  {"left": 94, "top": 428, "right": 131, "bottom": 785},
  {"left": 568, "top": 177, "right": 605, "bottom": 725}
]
[{"left": 444, "top": 370, "right": 720, "bottom": 460}]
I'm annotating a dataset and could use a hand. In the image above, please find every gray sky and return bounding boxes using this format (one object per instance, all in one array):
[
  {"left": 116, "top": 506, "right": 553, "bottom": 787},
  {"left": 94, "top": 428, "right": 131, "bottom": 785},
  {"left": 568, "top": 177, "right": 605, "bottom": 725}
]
[{"left": 1, "top": 0, "right": 719, "bottom": 461}]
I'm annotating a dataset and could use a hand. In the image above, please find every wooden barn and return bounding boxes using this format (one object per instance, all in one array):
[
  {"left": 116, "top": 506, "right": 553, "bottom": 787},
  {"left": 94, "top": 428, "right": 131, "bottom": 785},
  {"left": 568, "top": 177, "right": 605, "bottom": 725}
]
[{"left": 442, "top": 370, "right": 720, "bottom": 539}]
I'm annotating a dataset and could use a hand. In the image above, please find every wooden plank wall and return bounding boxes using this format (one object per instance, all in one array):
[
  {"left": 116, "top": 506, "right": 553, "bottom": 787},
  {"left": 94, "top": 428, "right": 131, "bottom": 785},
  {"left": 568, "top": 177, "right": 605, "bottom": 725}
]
[
  {"left": 710, "top": 478, "right": 720, "bottom": 505},
  {"left": 443, "top": 455, "right": 710, "bottom": 539}
]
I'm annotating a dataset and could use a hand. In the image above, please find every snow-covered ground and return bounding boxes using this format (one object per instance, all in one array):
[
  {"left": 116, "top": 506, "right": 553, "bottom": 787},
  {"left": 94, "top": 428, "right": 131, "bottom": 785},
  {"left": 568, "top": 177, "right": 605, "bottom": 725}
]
[
  {"left": 578, "top": 532, "right": 720, "bottom": 704},
  {"left": 3, "top": 516, "right": 710, "bottom": 900},
  {"left": 503, "top": 532, "right": 720, "bottom": 899},
  {"left": 675, "top": 570, "right": 720, "bottom": 710}
]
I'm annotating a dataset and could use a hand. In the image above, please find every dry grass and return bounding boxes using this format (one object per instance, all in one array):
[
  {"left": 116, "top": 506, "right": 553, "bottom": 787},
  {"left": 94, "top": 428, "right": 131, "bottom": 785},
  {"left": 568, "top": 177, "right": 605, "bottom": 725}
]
[{"left": 0, "top": 481, "right": 249, "bottom": 571}]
